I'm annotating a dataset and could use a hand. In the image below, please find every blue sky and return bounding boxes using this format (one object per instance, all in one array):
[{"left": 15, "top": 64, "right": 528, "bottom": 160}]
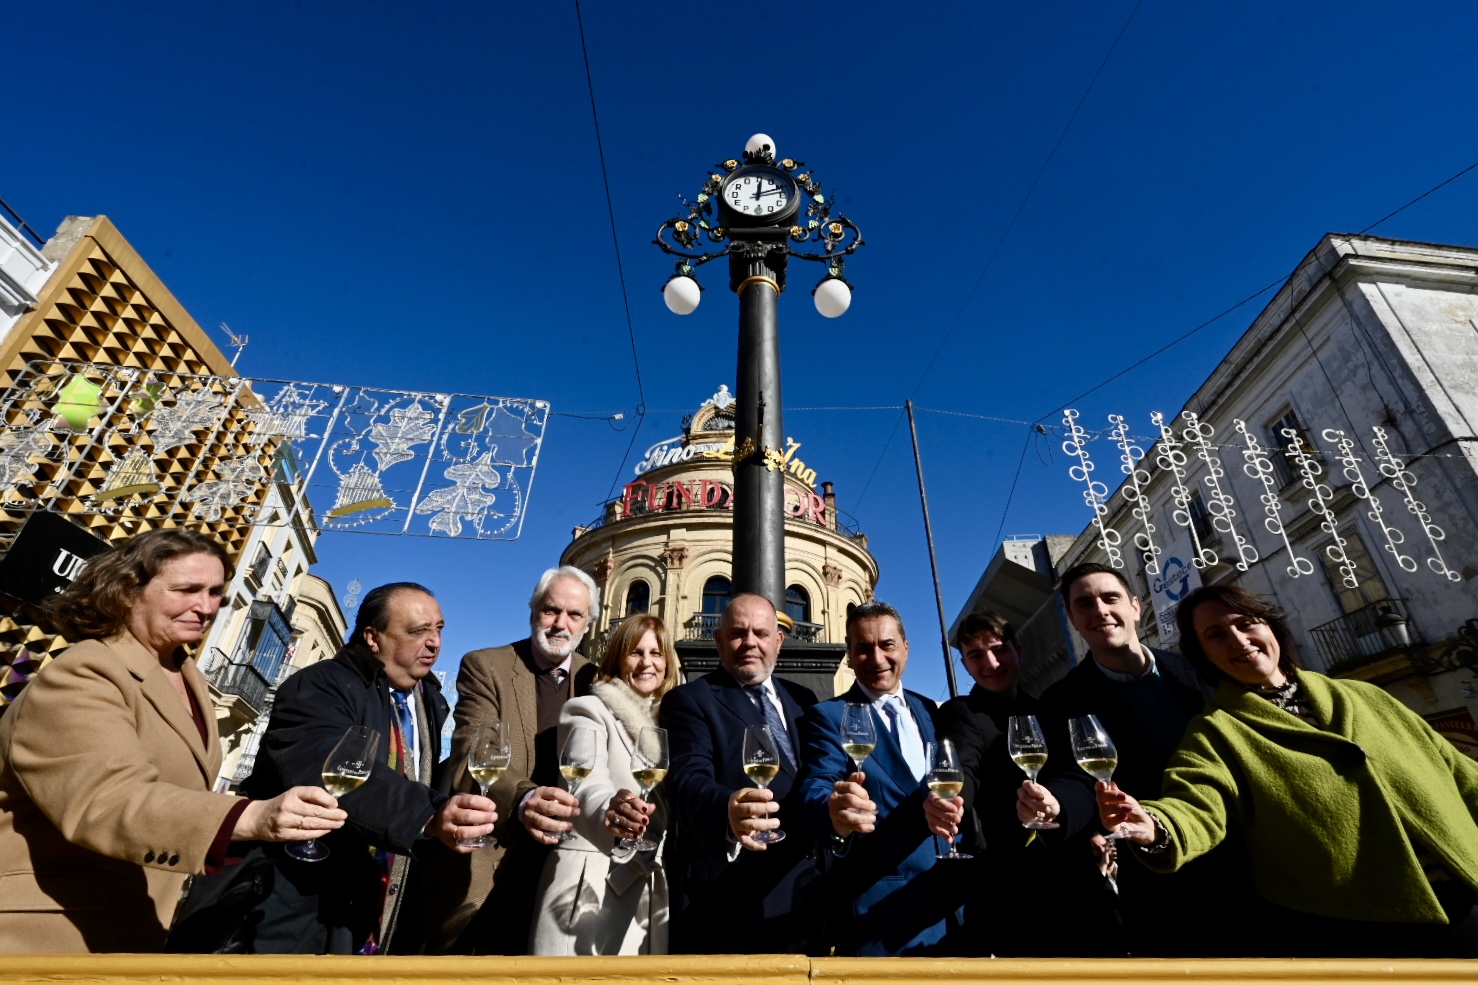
[{"left": 6, "top": 1, "right": 1477, "bottom": 700}]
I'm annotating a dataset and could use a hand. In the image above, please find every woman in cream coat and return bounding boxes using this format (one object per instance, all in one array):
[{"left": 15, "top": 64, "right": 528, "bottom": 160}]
[
  {"left": 0, "top": 529, "right": 343, "bottom": 953},
  {"left": 530, "top": 614, "right": 679, "bottom": 955}
]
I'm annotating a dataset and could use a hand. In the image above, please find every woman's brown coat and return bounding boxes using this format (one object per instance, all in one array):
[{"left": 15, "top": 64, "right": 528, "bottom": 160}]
[{"left": 0, "top": 631, "right": 242, "bottom": 952}]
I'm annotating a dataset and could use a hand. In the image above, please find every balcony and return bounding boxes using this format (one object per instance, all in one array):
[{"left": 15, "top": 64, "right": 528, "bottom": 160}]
[
  {"left": 788, "top": 620, "right": 823, "bottom": 643},
  {"left": 210, "top": 660, "right": 272, "bottom": 717},
  {"left": 685, "top": 612, "right": 722, "bottom": 641},
  {"left": 1309, "top": 598, "right": 1417, "bottom": 672},
  {"left": 683, "top": 612, "right": 824, "bottom": 643}
]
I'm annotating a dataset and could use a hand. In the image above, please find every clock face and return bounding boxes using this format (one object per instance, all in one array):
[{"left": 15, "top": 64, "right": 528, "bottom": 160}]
[{"left": 722, "top": 168, "right": 795, "bottom": 219}]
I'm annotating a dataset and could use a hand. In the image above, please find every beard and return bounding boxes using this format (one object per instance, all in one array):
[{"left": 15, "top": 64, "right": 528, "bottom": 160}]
[{"left": 534, "top": 625, "right": 583, "bottom": 661}]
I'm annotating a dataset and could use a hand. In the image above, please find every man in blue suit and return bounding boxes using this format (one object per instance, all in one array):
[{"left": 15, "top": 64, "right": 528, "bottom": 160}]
[
  {"left": 661, "top": 593, "right": 820, "bottom": 954},
  {"left": 798, "top": 601, "right": 963, "bottom": 956}
]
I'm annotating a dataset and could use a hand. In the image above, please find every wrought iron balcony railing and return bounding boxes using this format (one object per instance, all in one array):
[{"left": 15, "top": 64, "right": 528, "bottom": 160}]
[
  {"left": 1309, "top": 597, "right": 1416, "bottom": 671},
  {"left": 683, "top": 612, "right": 824, "bottom": 643},
  {"left": 210, "top": 660, "right": 272, "bottom": 717},
  {"left": 788, "top": 620, "right": 823, "bottom": 643},
  {"left": 685, "top": 613, "right": 723, "bottom": 641}
]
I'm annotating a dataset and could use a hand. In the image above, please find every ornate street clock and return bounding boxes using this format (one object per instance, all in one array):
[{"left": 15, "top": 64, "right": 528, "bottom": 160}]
[{"left": 718, "top": 165, "right": 800, "bottom": 226}]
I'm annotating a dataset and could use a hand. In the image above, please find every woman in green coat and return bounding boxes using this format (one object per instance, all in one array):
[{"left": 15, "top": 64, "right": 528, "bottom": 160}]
[{"left": 1098, "top": 584, "right": 1478, "bottom": 957}]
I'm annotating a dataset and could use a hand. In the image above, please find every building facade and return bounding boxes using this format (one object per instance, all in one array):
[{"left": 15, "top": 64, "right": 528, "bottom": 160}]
[
  {"left": 956, "top": 234, "right": 1478, "bottom": 754},
  {"left": 561, "top": 387, "right": 879, "bottom": 697},
  {"left": 0, "top": 213, "right": 341, "bottom": 753}
]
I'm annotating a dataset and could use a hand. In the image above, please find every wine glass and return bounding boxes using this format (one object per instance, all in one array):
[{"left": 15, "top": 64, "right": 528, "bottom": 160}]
[
  {"left": 287, "top": 724, "right": 379, "bottom": 862},
  {"left": 620, "top": 726, "right": 668, "bottom": 851},
  {"left": 457, "top": 721, "right": 510, "bottom": 849},
  {"left": 926, "top": 738, "right": 972, "bottom": 860},
  {"left": 1069, "top": 714, "right": 1123, "bottom": 839},
  {"left": 1008, "top": 714, "right": 1058, "bottom": 830},
  {"left": 840, "top": 703, "right": 876, "bottom": 772},
  {"left": 558, "top": 724, "right": 598, "bottom": 843},
  {"left": 742, "top": 724, "right": 786, "bottom": 844}
]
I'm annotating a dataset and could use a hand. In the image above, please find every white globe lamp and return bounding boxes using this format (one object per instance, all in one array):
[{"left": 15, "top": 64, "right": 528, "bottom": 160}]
[
  {"left": 663, "top": 275, "right": 701, "bottom": 315},
  {"left": 813, "top": 277, "right": 852, "bottom": 318}
]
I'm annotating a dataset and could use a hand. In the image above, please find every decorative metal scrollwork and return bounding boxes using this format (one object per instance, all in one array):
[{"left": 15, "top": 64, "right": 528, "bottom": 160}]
[
  {"left": 1323, "top": 427, "right": 1414, "bottom": 573},
  {"left": 1370, "top": 426, "right": 1460, "bottom": 582},
  {"left": 1182, "top": 412, "right": 1258, "bottom": 571},
  {"left": 1153, "top": 411, "right": 1218, "bottom": 569},
  {"left": 654, "top": 154, "right": 863, "bottom": 285},
  {"left": 1234, "top": 419, "right": 1312, "bottom": 577},
  {"left": 1110, "top": 413, "right": 1160, "bottom": 575},
  {"left": 1062, "top": 408, "right": 1122, "bottom": 568},
  {"left": 1284, "top": 427, "right": 1357, "bottom": 589}
]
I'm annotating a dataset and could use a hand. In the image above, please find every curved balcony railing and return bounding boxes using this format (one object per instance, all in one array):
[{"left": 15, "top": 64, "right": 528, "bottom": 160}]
[{"left": 683, "top": 612, "right": 823, "bottom": 643}]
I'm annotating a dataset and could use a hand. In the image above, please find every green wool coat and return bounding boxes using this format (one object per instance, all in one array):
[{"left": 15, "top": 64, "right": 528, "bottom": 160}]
[{"left": 1142, "top": 671, "right": 1478, "bottom": 924}]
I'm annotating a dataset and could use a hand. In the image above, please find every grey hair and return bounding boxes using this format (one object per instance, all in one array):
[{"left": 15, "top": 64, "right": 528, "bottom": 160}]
[{"left": 528, "top": 565, "right": 601, "bottom": 627}]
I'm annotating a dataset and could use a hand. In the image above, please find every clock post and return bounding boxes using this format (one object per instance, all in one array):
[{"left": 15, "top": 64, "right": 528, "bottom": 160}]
[{"left": 655, "top": 134, "right": 863, "bottom": 611}]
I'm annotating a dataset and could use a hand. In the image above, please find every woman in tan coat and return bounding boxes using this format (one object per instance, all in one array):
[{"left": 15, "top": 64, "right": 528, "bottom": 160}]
[{"left": 0, "top": 529, "right": 345, "bottom": 953}]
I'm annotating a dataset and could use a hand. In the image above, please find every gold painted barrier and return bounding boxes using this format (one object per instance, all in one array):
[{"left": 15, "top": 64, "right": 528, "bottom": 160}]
[{"left": 1, "top": 955, "right": 1475, "bottom": 985}]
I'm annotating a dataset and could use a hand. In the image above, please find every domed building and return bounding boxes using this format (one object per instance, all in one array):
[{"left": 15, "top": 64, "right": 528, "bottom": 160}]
[{"left": 561, "top": 386, "right": 878, "bottom": 698}]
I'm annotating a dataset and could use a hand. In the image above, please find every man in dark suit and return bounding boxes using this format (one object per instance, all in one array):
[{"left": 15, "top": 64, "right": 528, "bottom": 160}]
[
  {"left": 661, "top": 592, "right": 820, "bottom": 954},
  {"left": 798, "top": 601, "right": 961, "bottom": 956},
  {"left": 1019, "top": 561, "right": 1252, "bottom": 956},
  {"left": 935, "top": 610, "right": 1049, "bottom": 955}
]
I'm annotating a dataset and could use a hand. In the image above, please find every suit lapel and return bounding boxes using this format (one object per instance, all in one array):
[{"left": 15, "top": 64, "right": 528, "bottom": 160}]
[
  {"left": 182, "top": 657, "right": 222, "bottom": 777},
  {"left": 848, "top": 685, "right": 917, "bottom": 797},
  {"left": 711, "top": 672, "right": 765, "bottom": 730},
  {"left": 511, "top": 641, "right": 539, "bottom": 767},
  {"left": 110, "top": 632, "right": 214, "bottom": 783}
]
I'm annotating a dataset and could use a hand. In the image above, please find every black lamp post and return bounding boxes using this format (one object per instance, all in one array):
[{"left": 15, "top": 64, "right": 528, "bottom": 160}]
[{"left": 656, "top": 134, "right": 862, "bottom": 608}]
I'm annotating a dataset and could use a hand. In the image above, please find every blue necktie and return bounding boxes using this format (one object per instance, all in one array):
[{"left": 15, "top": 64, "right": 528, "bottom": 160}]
[
  {"left": 745, "top": 683, "right": 795, "bottom": 770},
  {"left": 884, "top": 695, "right": 926, "bottom": 781},
  {"left": 392, "top": 690, "right": 416, "bottom": 778}
]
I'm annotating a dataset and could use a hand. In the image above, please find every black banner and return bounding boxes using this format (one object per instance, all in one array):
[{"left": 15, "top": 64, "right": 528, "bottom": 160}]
[{"left": 0, "top": 512, "right": 111, "bottom": 605}]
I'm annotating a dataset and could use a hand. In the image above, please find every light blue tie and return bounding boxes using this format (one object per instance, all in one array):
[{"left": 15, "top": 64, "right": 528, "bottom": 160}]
[
  {"left": 884, "top": 695, "right": 926, "bottom": 781},
  {"left": 745, "top": 684, "right": 796, "bottom": 770},
  {"left": 391, "top": 690, "right": 417, "bottom": 778}
]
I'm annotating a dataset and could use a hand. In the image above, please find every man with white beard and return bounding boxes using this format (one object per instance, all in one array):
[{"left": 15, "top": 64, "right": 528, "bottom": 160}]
[{"left": 406, "top": 566, "right": 600, "bottom": 954}]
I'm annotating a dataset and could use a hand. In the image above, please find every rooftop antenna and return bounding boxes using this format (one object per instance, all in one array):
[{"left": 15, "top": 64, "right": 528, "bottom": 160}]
[{"left": 221, "top": 322, "right": 250, "bottom": 367}]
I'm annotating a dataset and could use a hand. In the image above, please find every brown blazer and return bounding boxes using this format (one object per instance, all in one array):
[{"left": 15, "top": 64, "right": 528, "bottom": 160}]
[
  {"left": 402, "top": 639, "right": 592, "bottom": 952},
  {"left": 0, "top": 632, "right": 242, "bottom": 953}
]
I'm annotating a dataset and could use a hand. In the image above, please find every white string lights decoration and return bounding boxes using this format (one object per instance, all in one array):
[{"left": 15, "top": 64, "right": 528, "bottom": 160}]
[
  {"left": 1370, "top": 425, "right": 1460, "bottom": 582},
  {"left": 1110, "top": 413, "right": 1161, "bottom": 575},
  {"left": 1234, "top": 419, "right": 1313, "bottom": 577},
  {"left": 1284, "top": 427, "right": 1358, "bottom": 590},
  {"left": 0, "top": 360, "right": 550, "bottom": 541},
  {"left": 1152, "top": 411, "right": 1219, "bottom": 569},
  {"left": 1062, "top": 408, "right": 1123, "bottom": 568},
  {"left": 1055, "top": 408, "right": 1465, "bottom": 596},
  {"left": 1182, "top": 411, "right": 1258, "bottom": 571},
  {"left": 1322, "top": 427, "right": 1414, "bottom": 574}
]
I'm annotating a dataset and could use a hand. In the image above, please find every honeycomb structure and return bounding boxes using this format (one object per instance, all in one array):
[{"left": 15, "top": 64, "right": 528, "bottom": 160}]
[{"left": 0, "top": 217, "right": 263, "bottom": 709}]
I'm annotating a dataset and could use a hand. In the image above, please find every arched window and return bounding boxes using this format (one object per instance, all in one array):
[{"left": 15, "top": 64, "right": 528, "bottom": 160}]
[
  {"left": 785, "top": 584, "right": 811, "bottom": 624},
  {"left": 702, "top": 576, "right": 732, "bottom": 614},
  {"left": 625, "top": 579, "right": 651, "bottom": 615}
]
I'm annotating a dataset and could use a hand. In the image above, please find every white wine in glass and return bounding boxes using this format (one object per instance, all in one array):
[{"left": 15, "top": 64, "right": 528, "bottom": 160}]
[
  {"left": 459, "top": 721, "right": 511, "bottom": 849},
  {"left": 621, "top": 726, "right": 669, "bottom": 851},
  {"left": 742, "top": 724, "right": 786, "bottom": 844},
  {"left": 840, "top": 702, "right": 876, "bottom": 771},
  {"left": 926, "top": 738, "right": 972, "bottom": 860},
  {"left": 558, "top": 725, "right": 598, "bottom": 844},
  {"left": 289, "top": 724, "right": 379, "bottom": 862},
  {"left": 1069, "top": 714, "right": 1125, "bottom": 840},
  {"left": 1008, "top": 715, "right": 1058, "bottom": 830}
]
